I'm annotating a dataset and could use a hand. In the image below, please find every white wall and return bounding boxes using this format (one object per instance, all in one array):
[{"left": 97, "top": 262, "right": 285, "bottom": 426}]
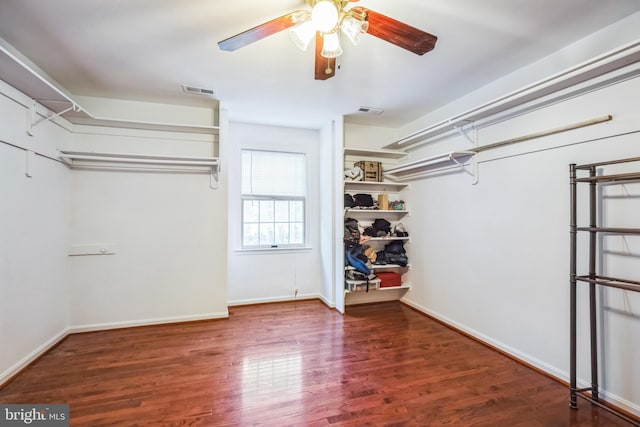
[
  {"left": 400, "top": 76, "right": 640, "bottom": 415},
  {"left": 226, "top": 122, "right": 323, "bottom": 305},
  {"left": 319, "top": 120, "right": 338, "bottom": 308},
  {"left": 65, "top": 99, "right": 228, "bottom": 330},
  {"left": 0, "top": 82, "right": 72, "bottom": 383}
]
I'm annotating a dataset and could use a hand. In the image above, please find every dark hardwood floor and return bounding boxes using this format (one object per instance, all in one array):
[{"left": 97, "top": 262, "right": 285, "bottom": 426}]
[{"left": 0, "top": 300, "right": 635, "bottom": 426}]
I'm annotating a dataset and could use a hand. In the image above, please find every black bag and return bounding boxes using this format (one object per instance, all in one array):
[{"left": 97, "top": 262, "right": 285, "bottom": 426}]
[
  {"left": 344, "top": 193, "right": 355, "bottom": 208},
  {"left": 372, "top": 218, "right": 391, "bottom": 236},
  {"left": 353, "top": 193, "right": 374, "bottom": 207},
  {"left": 380, "top": 241, "right": 409, "bottom": 267},
  {"left": 363, "top": 226, "right": 376, "bottom": 237}
]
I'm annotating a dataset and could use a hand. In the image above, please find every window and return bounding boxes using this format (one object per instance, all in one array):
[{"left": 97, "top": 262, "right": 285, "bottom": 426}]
[{"left": 241, "top": 149, "right": 306, "bottom": 248}]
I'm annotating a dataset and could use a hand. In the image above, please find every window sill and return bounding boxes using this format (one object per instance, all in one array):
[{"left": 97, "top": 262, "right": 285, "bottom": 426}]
[{"left": 234, "top": 246, "right": 313, "bottom": 254}]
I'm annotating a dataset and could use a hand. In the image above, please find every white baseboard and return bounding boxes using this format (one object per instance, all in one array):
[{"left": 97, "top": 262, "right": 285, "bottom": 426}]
[
  {"left": 317, "top": 293, "right": 335, "bottom": 309},
  {"left": 401, "top": 298, "right": 640, "bottom": 417},
  {"left": 68, "top": 310, "right": 229, "bottom": 334},
  {"left": 1, "top": 328, "right": 69, "bottom": 386},
  {"left": 1, "top": 310, "right": 229, "bottom": 387},
  {"left": 227, "top": 293, "right": 324, "bottom": 307}
]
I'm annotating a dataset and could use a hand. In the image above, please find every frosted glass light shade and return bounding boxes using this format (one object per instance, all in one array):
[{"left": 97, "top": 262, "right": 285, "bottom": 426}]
[
  {"left": 312, "top": 1, "right": 339, "bottom": 33},
  {"left": 341, "top": 15, "right": 369, "bottom": 45},
  {"left": 321, "top": 31, "right": 343, "bottom": 58},
  {"left": 290, "top": 20, "right": 316, "bottom": 51}
]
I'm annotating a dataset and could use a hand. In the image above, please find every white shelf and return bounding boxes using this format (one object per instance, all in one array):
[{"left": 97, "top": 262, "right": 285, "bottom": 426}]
[
  {"left": 345, "top": 284, "right": 410, "bottom": 294},
  {"left": 378, "top": 285, "right": 411, "bottom": 291},
  {"left": 368, "top": 237, "right": 410, "bottom": 242},
  {"left": 344, "top": 180, "right": 407, "bottom": 191},
  {"left": 58, "top": 150, "right": 220, "bottom": 188},
  {"left": 346, "top": 264, "right": 410, "bottom": 271},
  {"left": 69, "top": 116, "right": 220, "bottom": 135},
  {"left": 58, "top": 151, "right": 219, "bottom": 167},
  {"left": 345, "top": 209, "right": 409, "bottom": 215},
  {"left": 385, "top": 151, "right": 475, "bottom": 177},
  {"left": 344, "top": 148, "right": 407, "bottom": 159},
  {"left": 345, "top": 278, "right": 381, "bottom": 285}
]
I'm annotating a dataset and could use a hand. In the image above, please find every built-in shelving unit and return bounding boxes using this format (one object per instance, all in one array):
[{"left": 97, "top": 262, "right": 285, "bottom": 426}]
[{"left": 342, "top": 148, "right": 412, "bottom": 305}]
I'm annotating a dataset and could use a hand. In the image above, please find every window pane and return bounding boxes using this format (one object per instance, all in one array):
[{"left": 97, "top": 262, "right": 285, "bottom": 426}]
[
  {"left": 274, "top": 201, "right": 290, "bottom": 222},
  {"left": 275, "top": 223, "right": 290, "bottom": 245},
  {"left": 290, "top": 223, "right": 304, "bottom": 245},
  {"left": 259, "top": 223, "right": 274, "bottom": 246},
  {"left": 243, "top": 224, "right": 259, "bottom": 246},
  {"left": 243, "top": 200, "right": 259, "bottom": 223},
  {"left": 290, "top": 201, "right": 304, "bottom": 222},
  {"left": 259, "top": 200, "right": 274, "bottom": 222}
]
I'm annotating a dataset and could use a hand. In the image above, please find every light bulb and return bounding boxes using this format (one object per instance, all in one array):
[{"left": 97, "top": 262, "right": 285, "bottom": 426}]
[{"left": 312, "top": 1, "right": 339, "bottom": 33}]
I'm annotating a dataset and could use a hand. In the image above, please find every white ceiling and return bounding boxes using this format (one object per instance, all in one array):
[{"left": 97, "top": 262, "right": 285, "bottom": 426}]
[{"left": 0, "top": 0, "right": 639, "bottom": 128}]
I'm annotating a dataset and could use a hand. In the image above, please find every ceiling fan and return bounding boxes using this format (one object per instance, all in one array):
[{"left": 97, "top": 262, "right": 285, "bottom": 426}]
[{"left": 218, "top": 0, "right": 437, "bottom": 80}]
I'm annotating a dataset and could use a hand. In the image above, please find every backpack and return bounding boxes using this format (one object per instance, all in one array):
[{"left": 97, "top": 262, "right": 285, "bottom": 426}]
[{"left": 345, "top": 246, "right": 371, "bottom": 275}]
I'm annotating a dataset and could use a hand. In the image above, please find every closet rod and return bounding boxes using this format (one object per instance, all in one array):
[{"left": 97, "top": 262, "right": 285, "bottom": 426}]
[
  {"left": 472, "top": 115, "right": 612, "bottom": 153},
  {"left": 0, "top": 139, "right": 64, "bottom": 164},
  {"left": 58, "top": 151, "right": 218, "bottom": 167}
]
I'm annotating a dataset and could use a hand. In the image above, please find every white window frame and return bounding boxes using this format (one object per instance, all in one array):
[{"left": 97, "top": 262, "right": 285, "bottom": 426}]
[{"left": 241, "top": 149, "right": 307, "bottom": 250}]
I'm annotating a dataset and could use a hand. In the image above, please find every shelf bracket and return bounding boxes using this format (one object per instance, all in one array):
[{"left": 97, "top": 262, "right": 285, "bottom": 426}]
[
  {"left": 25, "top": 149, "right": 35, "bottom": 178},
  {"left": 451, "top": 155, "right": 479, "bottom": 185},
  {"left": 210, "top": 163, "right": 220, "bottom": 189},
  {"left": 27, "top": 100, "right": 81, "bottom": 136},
  {"left": 453, "top": 120, "right": 477, "bottom": 146}
]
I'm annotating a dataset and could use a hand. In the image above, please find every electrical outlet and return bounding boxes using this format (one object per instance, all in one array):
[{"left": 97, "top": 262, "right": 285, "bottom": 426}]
[{"left": 294, "top": 288, "right": 299, "bottom": 298}]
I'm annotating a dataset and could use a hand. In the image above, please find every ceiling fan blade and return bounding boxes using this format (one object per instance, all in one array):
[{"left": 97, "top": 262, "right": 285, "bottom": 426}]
[
  {"left": 218, "top": 11, "right": 303, "bottom": 51},
  {"left": 315, "top": 32, "right": 336, "bottom": 80},
  {"left": 352, "top": 7, "right": 437, "bottom": 56}
]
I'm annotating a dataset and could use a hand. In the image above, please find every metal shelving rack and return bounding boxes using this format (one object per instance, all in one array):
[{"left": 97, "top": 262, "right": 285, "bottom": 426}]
[{"left": 569, "top": 157, "right": 640, "bottom": 427}]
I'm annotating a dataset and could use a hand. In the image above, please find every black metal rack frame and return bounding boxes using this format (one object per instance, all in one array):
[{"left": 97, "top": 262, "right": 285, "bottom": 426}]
[{"left": 569, "top": 156, "right": 640, "bottom": 426}]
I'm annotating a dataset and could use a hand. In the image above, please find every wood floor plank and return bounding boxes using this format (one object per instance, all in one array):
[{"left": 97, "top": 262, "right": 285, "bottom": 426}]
[{"left": 0, "top": 300, "right": 636, "bottom": 426}]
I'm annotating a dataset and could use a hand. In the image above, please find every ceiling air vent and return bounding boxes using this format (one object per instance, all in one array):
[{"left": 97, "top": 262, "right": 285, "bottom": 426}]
[
  {"left": 182, "top": 84, "right": 215, "bottom": 97},
  {"left": 357, "top": 106, "right": 384, "bottom": 115}
]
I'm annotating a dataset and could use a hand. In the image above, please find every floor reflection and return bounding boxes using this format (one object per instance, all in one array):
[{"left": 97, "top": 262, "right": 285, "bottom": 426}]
[{"left": 241, "top": 352, "right": 302, "bottom": 405}]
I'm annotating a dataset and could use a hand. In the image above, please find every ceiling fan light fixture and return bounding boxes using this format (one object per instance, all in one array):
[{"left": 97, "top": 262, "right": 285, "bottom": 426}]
[
  {"left": 290, "top": 20, "right": 316, "bottom": 51},
  {"left": 321, "top": 31, "right": 343, "bottom": 58},
  {"left": 312, "top": 1, "right": 339, "bottom": 33},
  {"left": 341, "top": 15, "right": 369, "bottom": 46}
]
